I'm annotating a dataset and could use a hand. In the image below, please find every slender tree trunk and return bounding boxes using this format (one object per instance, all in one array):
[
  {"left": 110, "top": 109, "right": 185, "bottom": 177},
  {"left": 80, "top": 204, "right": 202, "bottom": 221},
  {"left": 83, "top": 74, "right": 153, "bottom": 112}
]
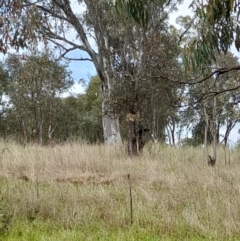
[
  {"left": 166, "top": 126, "right": 172, "bottom": 146},
  {"left": 47, "top": 101, "right": 57, "bottom": 144},
  {"left": 37, "top": 111, "right": 43, "bottom": 145},
  {"left": 127, "top": 118, "right": 138, "bottom": 155},
  {"left": 35, "top": 104, "right": 43, "bottom": 145},
  {"left": 216, "top": 121, "right": 220, "bottom": 144},
  {"left": 171, "top": 123, "right": 175, "bottom": 146},
  {"left": 20, "top": 119, "right": 27, "bottom": 145},
  {"left": 222, "top": 119, "right": 236, "bottom": 146},
  {"left": 38, "top": 119, "right": 43, "bottom": 145},
  {"left": 212, "top": 94, "right": 217, "bottom": 166},
  {"left": 177, "top": 125, "right": 183, "bottom": 144},
  {"left": 166, "top": 121, "right": 175, "bottom": 146},
  {"left": 152, "top": 105, "right": 158, "bottom": 143},
  {"left": 17, "top": 104, "right": 28, "bottom": 145},
  {"left": 203, "top": 100, "right": 210, "bottom": 164}
]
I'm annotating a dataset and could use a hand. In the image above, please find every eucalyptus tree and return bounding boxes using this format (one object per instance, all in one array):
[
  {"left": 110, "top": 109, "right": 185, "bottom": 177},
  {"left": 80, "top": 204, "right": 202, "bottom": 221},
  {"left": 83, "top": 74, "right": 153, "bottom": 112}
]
[
  {"left": 184, "top": 52, "right": 240, "bottom": 154},
  {"left": 113, "top": 0, "right": 240, "bottom": 161},
  {"left": 213, "top": 53, "right": 240, "bottom": 146},
  {"left": 4, "top": 50, "right": 73, "bottom": 144},
  {"left": 182, "top": 0, "right": 240, "bottom": 70},
  {"left": 0, "top": 0, "right": 123, "bottom": 145},
  {"left": 106, "top": 1, "right": 181, "bottom": 154},
  {"left": 113, "top": 0, "right": 240, "bottom": 72},
  {"left": 168, "top": 13, "right": 240, "bottom": 164}
]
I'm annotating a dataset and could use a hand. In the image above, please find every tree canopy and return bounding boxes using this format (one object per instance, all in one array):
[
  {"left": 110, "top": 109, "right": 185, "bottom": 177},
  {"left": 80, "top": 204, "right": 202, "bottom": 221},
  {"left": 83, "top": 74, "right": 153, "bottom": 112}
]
[{"left": 113, "top": 0, "right": 240, "bottom": 70}]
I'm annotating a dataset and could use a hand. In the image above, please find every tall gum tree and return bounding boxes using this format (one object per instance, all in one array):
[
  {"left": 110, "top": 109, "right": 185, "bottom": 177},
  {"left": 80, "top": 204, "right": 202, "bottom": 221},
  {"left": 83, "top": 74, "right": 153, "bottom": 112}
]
[
  {"left": 82, "top": 0, "right": 122, "bottom": 145},
  {"left": 4, "top": 50, "right": 73, "bottom": 145},
  {"left": 106, "top": 0, "right": 181, "bottom": 154},
  {"left": 0, "top": 0, "right": 122, "bottom": 145}
]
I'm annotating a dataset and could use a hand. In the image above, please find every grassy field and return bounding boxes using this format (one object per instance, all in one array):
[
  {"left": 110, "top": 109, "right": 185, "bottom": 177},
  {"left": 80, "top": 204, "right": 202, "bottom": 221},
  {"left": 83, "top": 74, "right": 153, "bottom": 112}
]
[{"left": 0, "top": 141, "right": 240, "bottom": 240}]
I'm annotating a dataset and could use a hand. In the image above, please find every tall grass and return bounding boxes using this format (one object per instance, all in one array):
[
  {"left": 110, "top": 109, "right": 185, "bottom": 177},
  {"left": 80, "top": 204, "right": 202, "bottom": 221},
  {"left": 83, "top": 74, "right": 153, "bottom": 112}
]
[{"left": 0, "top": 141, "right": 240, "bottom": 240}]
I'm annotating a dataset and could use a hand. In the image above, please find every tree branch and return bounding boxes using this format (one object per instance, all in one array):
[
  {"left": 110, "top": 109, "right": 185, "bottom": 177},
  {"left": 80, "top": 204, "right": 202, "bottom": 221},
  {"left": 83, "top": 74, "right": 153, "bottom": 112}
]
[
  {"left": 45, "top": 29, "right": 87, "bottom": 52},
  {"left": 37, "top": 5, "right": 69, "bottom": 22},
  {"left": 50, "top": 0, "right": 98, "bottom": 62},
  {"left": 62, "top": 56, "right": 93, "bottom": 61},
  {"left": 144, "top": 64, "right": 240, "bottom": 87},
  {"left": 177, "top": 18, "right": 195, "bottom": 44},
  {"left": 46, "top": 38, "right": 92, "bottom": 62}
]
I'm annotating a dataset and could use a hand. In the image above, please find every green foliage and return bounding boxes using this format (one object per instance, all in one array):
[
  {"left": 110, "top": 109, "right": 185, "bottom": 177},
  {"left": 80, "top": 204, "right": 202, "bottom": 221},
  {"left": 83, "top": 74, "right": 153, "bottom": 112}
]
[
  {"left": 113, "top": 0, "right": 240, "bottom": 71},
  {"left": 0, "top": 0, "right": 45, "bottom": 53},
  {"left": 113, "top": 0, "right": 150, "bottom": 28},
  {"left": 113, "top": 0, "right": 182, "bottom": 28},
  {"left": 79, "top": 77, "right": 103, "bottom": 143},
  {"left": 0, "top": 70, "right": 103, "bottom": 144},
  {"left": 204, "top": 0, "right": 235, "bottom": 24},
  {"left": 0, "top": 50, "right": 74, "bottom": 144},
  {"left": 108, "top": 3, "right": 182, "bottom": 142},
  {"left": 183, "top": 0, "right": 240, "bottom": 71},
  {"left": 182, "top": 52, "right": 240, "bottom": 146},
  {"left": 191, "top": 120, "right": 213, "bottom": 146},
  {"left": 84, "top": 76, "right": 102, "bottom": 112},
  {"left": 58, "top": 76, "right": 103, "bottom": 143}
]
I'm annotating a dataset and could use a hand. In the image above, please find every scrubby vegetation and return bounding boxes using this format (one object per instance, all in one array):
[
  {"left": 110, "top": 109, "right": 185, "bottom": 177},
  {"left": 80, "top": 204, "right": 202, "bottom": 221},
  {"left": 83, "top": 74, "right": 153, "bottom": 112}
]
[{"left": 0, "top": 141, "right": 239, "bottom": 240}]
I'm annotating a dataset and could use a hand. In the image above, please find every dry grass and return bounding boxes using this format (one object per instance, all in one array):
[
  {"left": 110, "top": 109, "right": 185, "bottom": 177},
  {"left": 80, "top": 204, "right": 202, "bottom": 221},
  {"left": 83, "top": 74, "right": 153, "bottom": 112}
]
[{"left": 0, "top": 141, "right": 240, "bottom": 240}]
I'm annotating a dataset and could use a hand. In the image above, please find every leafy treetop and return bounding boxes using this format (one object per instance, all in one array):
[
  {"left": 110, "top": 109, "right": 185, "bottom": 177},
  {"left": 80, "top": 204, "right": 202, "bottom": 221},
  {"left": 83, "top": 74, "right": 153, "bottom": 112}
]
[{"left": 113, "top": 0, "right": 240, "bottom": 70}]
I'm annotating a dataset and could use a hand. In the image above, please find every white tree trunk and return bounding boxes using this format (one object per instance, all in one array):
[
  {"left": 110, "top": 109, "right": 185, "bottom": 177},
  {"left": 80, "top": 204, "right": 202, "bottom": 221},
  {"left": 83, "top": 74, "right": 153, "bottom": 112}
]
[
  {"left": 102, "top": 82, "right": 122, "bottom": 145},
  {"left": 103, "top": 115, "right": 122, "bottom": 145}
]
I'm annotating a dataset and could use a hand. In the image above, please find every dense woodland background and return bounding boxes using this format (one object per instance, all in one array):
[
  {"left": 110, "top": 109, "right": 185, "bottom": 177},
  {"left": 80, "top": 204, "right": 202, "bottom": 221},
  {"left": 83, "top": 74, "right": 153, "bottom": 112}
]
[
  {"left": 0, "top": 51, "right": 240, "bottom": 147},
  {"left": 0, "top": 0, "right": 239, "bottom": 153}
]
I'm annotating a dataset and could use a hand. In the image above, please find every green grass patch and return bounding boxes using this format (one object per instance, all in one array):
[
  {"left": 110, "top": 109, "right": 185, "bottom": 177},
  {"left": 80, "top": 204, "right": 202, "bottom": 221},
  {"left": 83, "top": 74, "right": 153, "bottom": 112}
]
[{"left": 0, "top": 219, "right": 228, "bottom": 241}]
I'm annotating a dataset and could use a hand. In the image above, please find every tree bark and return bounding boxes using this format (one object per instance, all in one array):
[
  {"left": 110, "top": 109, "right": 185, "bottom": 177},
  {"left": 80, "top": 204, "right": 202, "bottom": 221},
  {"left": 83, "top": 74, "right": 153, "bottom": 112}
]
[
  {"left": 20, "top": 119, "right": 27, "bottom": 145},
  {"left": 127, "top": 119, "right": 138, "bottom": 155},
  {"left": 103, "top": 115, "right": 122, "bottom": 145},
  {"left": 37, "top": 107, "right": 43, "bottom": 145},
  {"left": 166, "top": 126, "right": 172, "bottom": 146},
  {"left": 170, "top": 122, "right": 176, "bottom": 146},
  {"left": 211, "top": 93, "right": 217, "bottom": 166},
  {"left": 101, "top": 77, "right": 122, "bottom": 145},
  {"left": 222, "top": 119, "right": 236, "bottom": 146},
  {"left": 203, "top": 99, "right": 210, "bottom": 164},
  {"left": 152, "top": 105, "right": 158, "bottom": 143}
]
